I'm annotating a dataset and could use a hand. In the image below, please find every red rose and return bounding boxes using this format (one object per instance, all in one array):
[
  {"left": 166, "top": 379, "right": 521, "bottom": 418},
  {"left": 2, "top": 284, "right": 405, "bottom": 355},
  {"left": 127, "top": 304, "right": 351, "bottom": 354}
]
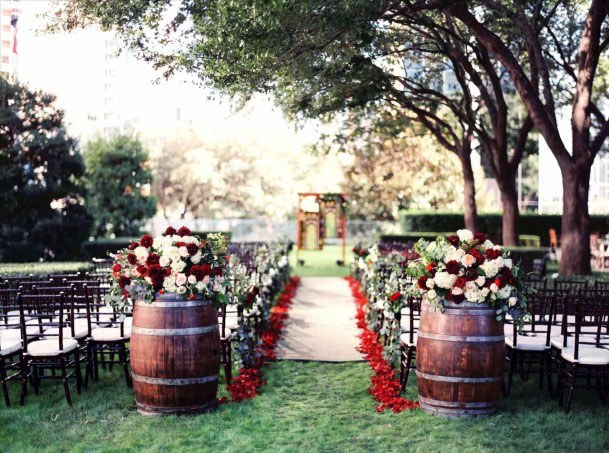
[
  {"left": 136, "top": 265, "right": 147, "bottom": 275},
  {"left": 186, "top": 243, "right": 198, "bottom": 256},
  {"left": 164, "top": 226, "right": 177, "bottom": 236},
  {"left": 486, "top": 249, "right": 502, "bottom": 260},
  {"left": 146, "top": 264, "right": 163, "bottom": 280},
  {"left": 177, "top": 226, "right": 191, "bottom": 237},
  {"left": 389, "top": 291, "right": 401, "bottom": 302},
  {"left": 417, "top": 276, "right": 428, "bottom": 290},
  {"left": 426, "top": 262, "right": 436, "bottom": 272},
  {"left": 447, "top": 235, "right": 460, "bottom": 247},
  {"left": 452, "top": 294, "right": 465, "bottom": 304},
  {"left": 469, "top": 249, "right": 484, "bottom": 265},
  {"left": 118, "top": 276, "right": 131, "bottom": 289},
  {"left": 189, "top": 293, "right": 196, "bottom": 300},
  {"left": 127, "top": 254, "right": 137, "bottom": 265},
  {"left": 493, "top": 278, "right": 501, "bottom": 286},
  {"left": 213, "top": 267, "right": 223, "bottom": 277},
  {"left": 359, "top": 250, "right": 366, "bottom": 256},
  {"left": 473, "top": 232, "right": 487, "bottom": 243},
  {"left": 445, "top": 260, "right": 460, "bottom": 275},
  {"left": 163, "top": 268, "right": 171, "bottom": 277},
  {"left": 146, "top": 253, "right": 160, "bottom": 265},
  {"left": 112, "top": 263, "right": 122, "bottom": 273},
  {"left": 128, "top": 242, "right": 139, "bottom": 250},
  {"left": 455, "top": 277, "right": 467, "bottom": 288},
  {"left": 140, "top": 234, "right": 153, "bottom": 248}
]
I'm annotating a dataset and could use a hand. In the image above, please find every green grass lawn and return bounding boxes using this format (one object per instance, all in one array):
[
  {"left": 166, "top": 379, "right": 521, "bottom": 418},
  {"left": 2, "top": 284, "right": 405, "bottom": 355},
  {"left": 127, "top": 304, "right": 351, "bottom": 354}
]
[
  {"left": 0, "top": 261, "right": 94, "bottom": 277},
  {"left": 2, "top": 248, "right": 609, "bottom": 451},
  {"left": 290, "top": 244, "right": 351, "bottom": 278}
]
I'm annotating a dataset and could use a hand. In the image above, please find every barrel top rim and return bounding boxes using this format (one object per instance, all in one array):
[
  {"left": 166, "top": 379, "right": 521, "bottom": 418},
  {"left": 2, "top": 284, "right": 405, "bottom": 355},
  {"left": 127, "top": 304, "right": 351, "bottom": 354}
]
[{"left": 422, "top": 299, "right": 496, "bottom": 310}]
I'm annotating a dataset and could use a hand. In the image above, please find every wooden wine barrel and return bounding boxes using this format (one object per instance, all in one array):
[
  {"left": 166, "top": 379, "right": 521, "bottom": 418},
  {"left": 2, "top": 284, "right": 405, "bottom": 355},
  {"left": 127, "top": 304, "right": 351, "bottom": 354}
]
[
  {"left": 416, "top": 300, "right": 504, "bottom": 418},
  {"left": 130, "top": 293, "right": 221, "bottom": 415}
]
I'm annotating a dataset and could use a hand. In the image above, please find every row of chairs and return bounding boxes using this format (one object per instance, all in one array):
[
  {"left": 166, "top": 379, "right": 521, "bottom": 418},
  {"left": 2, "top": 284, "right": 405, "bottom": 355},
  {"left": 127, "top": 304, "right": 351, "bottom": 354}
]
[{"left": 396, "top": 279, "right": 609, "bottom": 412}]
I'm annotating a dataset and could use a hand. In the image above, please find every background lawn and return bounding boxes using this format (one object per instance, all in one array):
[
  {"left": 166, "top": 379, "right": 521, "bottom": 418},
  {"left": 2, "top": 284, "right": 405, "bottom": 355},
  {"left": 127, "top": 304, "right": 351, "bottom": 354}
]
[
  {"left": 289, "top": 244, "right": 351, "bottom": 278},
  {"left": 1, "top": 247, "right": 609, "bottom": 452}
]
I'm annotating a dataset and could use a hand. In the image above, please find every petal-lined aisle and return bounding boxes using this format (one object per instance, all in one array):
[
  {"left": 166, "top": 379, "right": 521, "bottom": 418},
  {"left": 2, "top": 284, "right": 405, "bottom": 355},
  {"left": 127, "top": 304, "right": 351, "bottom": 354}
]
[{"left": 276, "top": 277, "right": 363, "bottom": 362}]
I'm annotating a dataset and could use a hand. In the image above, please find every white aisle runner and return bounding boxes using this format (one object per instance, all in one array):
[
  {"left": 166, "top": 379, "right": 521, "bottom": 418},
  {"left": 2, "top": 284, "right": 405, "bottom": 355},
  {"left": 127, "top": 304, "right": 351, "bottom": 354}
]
[{"left": 276, "top": 277, "right": 364, "bottom": 362}]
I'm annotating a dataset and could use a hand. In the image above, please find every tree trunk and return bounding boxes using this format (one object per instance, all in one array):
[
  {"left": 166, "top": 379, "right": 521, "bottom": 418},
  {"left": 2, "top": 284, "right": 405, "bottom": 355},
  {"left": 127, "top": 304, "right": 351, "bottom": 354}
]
[
  {"left": 459, "top": 151, "right": 479, "bottom": 232},
  {"left": 559, "top": 163, "right": 591, "bottom": 275},
  {"left": 498, "top": 179, "right": 519, "bottom": 246}
]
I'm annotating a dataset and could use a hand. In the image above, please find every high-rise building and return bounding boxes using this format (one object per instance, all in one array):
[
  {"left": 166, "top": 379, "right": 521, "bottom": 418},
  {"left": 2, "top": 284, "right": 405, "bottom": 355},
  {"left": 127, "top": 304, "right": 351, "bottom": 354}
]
[{"left": 0, "top": 0, "right": 19, "bottom": 81}]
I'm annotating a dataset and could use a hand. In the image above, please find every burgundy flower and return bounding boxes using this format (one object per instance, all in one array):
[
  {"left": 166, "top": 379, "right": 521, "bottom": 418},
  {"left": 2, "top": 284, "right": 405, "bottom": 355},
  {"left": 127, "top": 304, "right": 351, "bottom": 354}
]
[
  {"left": 452, "top": 294, "right": 465, "bottom": 304},
  {"left": 473, "top": 232, "right": 487, "bottom": 243},
  {"left": 177, "top": 226, "right": 191, "bottom": 237},
  {"left": 140, "top": 234, "right": 154, "bottom": 248},
  {"left": 470, "top": 248, "right": 484, "bottom": 265},
  {"left": 164, "top": 226, "right": 177, "bottom": 236},
  {"left": 455, "top": 276, "right": 467, "bottom": 288},
  {"left": 445, "top": 260, "right": 460, "bottom": 275},
  {"left": 186, "top": 243, "right": 199, "bottom": 256},
  {"left": 447, "top": 235, "right": 460, "bottom": 247},
  {"left": 417, "top": 276, "right": 428, "bottom": 290},
  {"left": 118, "top": 276, "right": 131, "bottom": 289},
  {"left": 128, "top": 242, "right": 139, "bottom": 250},
  {"left": 146, "top": 253, "right": 160, "bottom": 265},
  {"left": 127, "top": 254, "right": 137, "bottom": 265},
  {"left": 146, "top": 264, "right": 163, "bottom": 279},
  {"left": 136, "top": 265, "right": 147, "bottom": 275},
  {"left": 213, "top": 267, "right": 223, "bottom": 277},
  {"left": 486, "top": 249, "right": 502, "bottom": 260}
]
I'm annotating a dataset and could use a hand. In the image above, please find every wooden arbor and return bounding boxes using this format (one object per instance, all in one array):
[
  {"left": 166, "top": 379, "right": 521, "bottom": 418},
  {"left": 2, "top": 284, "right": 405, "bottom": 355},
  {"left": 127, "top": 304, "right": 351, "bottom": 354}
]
[{"left": 296, "top": 193, "right": 347, "bottom": 264}]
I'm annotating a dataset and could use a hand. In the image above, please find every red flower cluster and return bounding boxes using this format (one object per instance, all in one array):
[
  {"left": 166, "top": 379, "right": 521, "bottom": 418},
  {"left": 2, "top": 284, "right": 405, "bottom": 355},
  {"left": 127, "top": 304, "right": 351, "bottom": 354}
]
[
  {"left": 389, "top": 291, "right": 401, "bottom": 302},
  {"left": 224, "top": 277, "right": 300, "bottom": 403},
  {"left": 346, "top": 277, "right": 419, "bottom": 413}
]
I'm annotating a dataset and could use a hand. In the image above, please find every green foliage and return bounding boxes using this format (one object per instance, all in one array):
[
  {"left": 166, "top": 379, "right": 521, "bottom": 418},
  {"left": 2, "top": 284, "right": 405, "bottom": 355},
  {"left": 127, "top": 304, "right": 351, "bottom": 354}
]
[
  {"left": 83, "top": 134, "right": 156, "bottom": 237},
  {"left": 0, "top": 261, "right": 93, "bottom": 277},
  {"left": 0, "top": 78, "right": 92, "bottom": 262},
  {"left": 400, "top": 212, "right": 609, "bottom": 246},
  {"left": 81, "top": 237, "right": 138, "bottom": 259}
]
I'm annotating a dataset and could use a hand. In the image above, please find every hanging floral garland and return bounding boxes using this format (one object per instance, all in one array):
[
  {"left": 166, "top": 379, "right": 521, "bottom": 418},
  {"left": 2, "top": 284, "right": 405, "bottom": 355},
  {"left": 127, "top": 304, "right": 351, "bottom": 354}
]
[
  {"left": 346, "top": 276, "right": 419, "bottom": 413},
  {"left": 222, "top": 276, "right": 300, "bottom": 402}
]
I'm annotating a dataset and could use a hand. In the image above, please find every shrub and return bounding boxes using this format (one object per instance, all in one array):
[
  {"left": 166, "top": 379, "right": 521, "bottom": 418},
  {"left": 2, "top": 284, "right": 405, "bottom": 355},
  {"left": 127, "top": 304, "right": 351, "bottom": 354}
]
[
  {"left": 0, "top": 262, "right": 94, "bottom": 277},
  {"left": 82, "top": 238, "right": 138, "bottom": 259}
]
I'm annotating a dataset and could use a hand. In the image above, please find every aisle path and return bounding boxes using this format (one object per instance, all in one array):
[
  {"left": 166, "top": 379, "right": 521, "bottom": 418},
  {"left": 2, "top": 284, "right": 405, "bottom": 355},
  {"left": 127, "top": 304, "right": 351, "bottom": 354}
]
[{"left": 276, "top": 277, "right": 363, "bottom": 362}]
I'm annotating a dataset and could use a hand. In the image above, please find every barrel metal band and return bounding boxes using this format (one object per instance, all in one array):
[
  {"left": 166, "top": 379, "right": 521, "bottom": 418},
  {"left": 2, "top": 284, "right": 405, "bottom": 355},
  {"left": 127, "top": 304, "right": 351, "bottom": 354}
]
[
  {"left": 132, "top": 325, "right": 218, "bottom": 336},
  {"left": 417, "top": 331, "right": 504, "bottom": 342},
  {"left": 135, "top": 300, "right": 211, "bottom": 308},
  {"left": 131, "top": 373, "right": 219, "bottom": 385},
  {"left": 418, "top": 395, "right": 498, "bottom": 408},
  {"left": 416, "top": 370, "right": 502, "bottom": 383},
  {"left": 422, "top": 307, "right": 494, "bottom": 316}
]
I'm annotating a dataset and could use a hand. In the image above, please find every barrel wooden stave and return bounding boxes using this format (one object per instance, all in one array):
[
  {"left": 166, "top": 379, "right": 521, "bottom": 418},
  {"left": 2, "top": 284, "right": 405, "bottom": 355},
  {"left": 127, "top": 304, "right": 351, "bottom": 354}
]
[
  {"left": 416, "top": 300, "right": 504, "bottom": 418},
  {"left": 130, "top": 296, "right": 221, "bottom": 415}
]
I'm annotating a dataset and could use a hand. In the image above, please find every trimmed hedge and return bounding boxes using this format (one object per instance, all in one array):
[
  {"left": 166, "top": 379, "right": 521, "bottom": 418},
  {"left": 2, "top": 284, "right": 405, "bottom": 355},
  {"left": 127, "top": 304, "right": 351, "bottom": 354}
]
[
  {"left": 400, "top": 212, "right": 609, "bottom": 246},
  {"left": 0, "top": 261, "right": 94, "bottom": 277},
  {"left": 82, "top": 232, "right": 233, "bottom": 259},
  {"left": 380, "top": 232, "right": 453, "bottom": 243}
]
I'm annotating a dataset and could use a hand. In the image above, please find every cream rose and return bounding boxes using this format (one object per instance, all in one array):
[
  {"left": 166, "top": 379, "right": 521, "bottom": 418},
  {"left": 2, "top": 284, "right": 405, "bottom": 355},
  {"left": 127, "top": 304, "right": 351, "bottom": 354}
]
[
  {"left": 457, "top": 229, "right": 474, "bottom": 242},
  {"left": 175, "top": 273, "right": 187, "bottom": 286},
  {"left": 461, "top": 254, "right": 477, "bottom": 267}
]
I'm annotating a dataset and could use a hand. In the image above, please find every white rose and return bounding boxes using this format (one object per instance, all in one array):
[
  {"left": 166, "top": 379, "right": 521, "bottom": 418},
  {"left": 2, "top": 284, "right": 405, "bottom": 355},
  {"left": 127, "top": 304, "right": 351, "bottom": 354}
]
[
  {"left": 427, "top": 289, "right": 437, "bottom": 300},
  {"left": 482, "top": 240, "right": 494, "bottom": 249},
  {"left": 187, "top": 275, "right": 197, "bottom": 284},
  {"left": 465, "top": 290, "right": 479, "bottom": 302},
  {"left": 171, "top": 260, "right": 186, "bottom": 273},
  {"left": 195, "top": 282, "right": 206, "bottom": 292},
  {"left": 480, "top": 260, "right": 499, "bottom": 278},
  {"left": 497, "top": 286, "right": 511, "bottom": 299},
  {"left": 481, "top": 287, "right": 490, "bottom": 297},
  {"left": 490, "top": 283, "right": 499, "bottom": 292},
  {"left": 159, "top": 256, "right": 171, "bottom": 267},
  {"left": 461, "top": 254, "right": 476, "bottom": 267},
  {"left": 509, "top": 296, "right": 518, "bottom": 307},
  {"left": 475, "top": 276, "right": 486, "bottom": 287},
  {"left": 144, "top": 276, "right": 152, "bottom": 284},
  {"left": 179, "top": 246, "right": 189, "bottom": 257},
  {"left": 191, "top": 251, "right": 202, "bottom": 264},
  {"left": 175, "top": 273, "right": 187, "bottom": 286},
  {"left": 163, "top": 276, "right": 175, "bottom": 288},
  {"left": 465, "top": 281, "right": 477, "bottom": 292},
  {"left": 134, "top": 246, "right": 148, "bottom": 261},
  {"left": 504, "top": 258, "right": 513, "bottom": 269},
  {"left": 457, "top": 229, "right": 474, "bottom": 242},
  {"left": 131, "top": 268, "right": 140, "bottom": 277},
  {"left": 166, "top": 246, "right": 180, "bottom": 261},
  {"left": 164, "top": 284, "right": 177, "bottom": 293},
  {"left": 153, "top": 237, "right": 164, "bottom": 250},
  {"left": 176, "top": 286, "right": 187, "bottom": 294},
  {"left": 433, "top": 271, "right": 457, "bottom": 289},
  {"left": 426, "top": 279, "right": 435, "bottom": 289},
  {"left": 452, "top": 287, "right": 464, "bottom": 296},
  {"left": 202, "top": 275, "right": 210, "bottom": 285}
]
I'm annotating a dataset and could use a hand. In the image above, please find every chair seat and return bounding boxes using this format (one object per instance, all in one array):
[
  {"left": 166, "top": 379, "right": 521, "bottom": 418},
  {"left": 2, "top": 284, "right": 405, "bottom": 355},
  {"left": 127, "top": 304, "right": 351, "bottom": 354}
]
[
  {"left": 26, "top": 338, "right": 78, "bottom": 356},
  {"left": 505, "top": 333, "right": 548, "bottom": 351},
  {"left": 0, "top": 339, "right": 22, "bottom": 357},
  {"left": 400, "top": 320, "right": 420, "bottom": 331},
  {"left": 400, "top": 333, "right": 417, "bottom": 346},
  {"left": 91, "top": 327, "right": 130, "bottom": 342},
  {"left": 561, "top": 345, "right": 609, "bottom": 365},
  {"left": 44, "top": 326, "right": 89, "bottom": 340},
  {"left": 551, "top": 334, "right": 609, "bottom": 350},
  {"left": 220, "top": 318, "right": 239, "bottom": 331}
]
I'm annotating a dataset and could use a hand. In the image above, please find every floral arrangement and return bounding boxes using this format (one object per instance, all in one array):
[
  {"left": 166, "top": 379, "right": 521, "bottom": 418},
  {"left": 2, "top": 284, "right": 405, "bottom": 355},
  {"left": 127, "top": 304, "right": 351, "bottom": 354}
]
[
  {"left": 407, "top": 229, "right": 526, "bottom": 322},
  {"left": 106, "top": 226, "right": 230, "bottom": 309}
]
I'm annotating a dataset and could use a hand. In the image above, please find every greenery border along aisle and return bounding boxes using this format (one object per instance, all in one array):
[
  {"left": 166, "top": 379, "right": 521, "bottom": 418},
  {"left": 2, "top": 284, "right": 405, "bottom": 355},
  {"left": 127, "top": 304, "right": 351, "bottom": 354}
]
[
  {"left": 223, "top": 277, "right": 301, "bottom": 402},
  {"left": 346, "top": 277, "right": 419, "bottom": 413}
]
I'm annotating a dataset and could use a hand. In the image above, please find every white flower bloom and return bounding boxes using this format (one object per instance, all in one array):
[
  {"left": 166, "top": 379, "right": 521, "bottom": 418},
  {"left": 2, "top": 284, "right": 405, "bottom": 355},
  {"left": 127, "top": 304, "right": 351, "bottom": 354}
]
[
  {"left": 195, "top": 282, "right": 206, "bottom": 292},
  {"left": 452, "top": 287, "right": 464, "bottom": 296},
  {"left": 202, "top": 275, "right": 210, "bottom": 285},
  {"left": 480, "top": 260, "right": 500, "bottom": 278},
  {"left": 481, "top": 287, "right": 490, "bottom": 297},
  {"left": 175, "top": 273, "right": 187, "bottom": 286},
  {"left": 475, "top": 276, "right": 486, "bottom": 287},
  {"left": 433, "top": 271, "right": 457, "bottom": 289},
  {"left": 482, "top": 240, "right": 494, "bottom": 249},
  {"left": 166, "top": 246, "right": 180, "bottom": 262},
  {"left": 509, "top": 296, "right": 518, "bottom": 307},
  {"left": 191, "top": 251, "right": 202, "bottom": 264},
  {"left": 179, "top": 246, "right": 189, "bottom": 257},
  {"left": 465, "top": 289, "right": 479, "bottom": 302},
  {"left": 461, "top": 254, "right": 477, "bottom": 267},
  {"left": 497, "top": 286, "right": 511, "bottom": 299},
  {"left": 134, "top": 246, "right": 148, "bottom": 261},
  {"left": 159, "top": 256, "right": 170, "bottom": 267},
  {"left": 490, "top": 283, "right": 499, "bottom": 292},
  {"left": 427, "top": 289, "right": 437, "bottom": 300},
  {"left": 176, "top": 286, "right": 187, "bottom": 294},
  {"left": 426, "top": 279, "right": 435, "bottom": 289},
  {"left": 445, "top": 248, "right": 466, "bottom": 263},
  {"left": 457, "top": 229, "right": 474, "bottom": 242},
  {"left": 504, "top": 258, "right": 513, "bottom": 269},
  {"left": 144, "top": 276, "right": 152, "bottom": 284},
  {"left": 187, "top": 275, "right": 197, "bottom": 284},
  {"left": 171, "top": 260, "right": 186, "bottom": 273},
  {"left": 153, "top": 237, "right": 165, "bottom": 250},
  {"left": 465, "top": 281, "right": 477, "bottom": 292}
]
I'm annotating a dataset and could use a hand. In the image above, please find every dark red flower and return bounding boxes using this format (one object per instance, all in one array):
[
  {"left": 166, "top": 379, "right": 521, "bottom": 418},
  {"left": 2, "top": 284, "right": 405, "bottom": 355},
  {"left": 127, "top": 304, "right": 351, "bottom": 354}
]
[
  {"left": 473, "top": 232, "right": 487, "bottom": 243},
  {"left": 417, "top": 276, "right": 428, "bottom": 290},
  {"left": 445, "top": 260, "right": 460, "bottom": 275},
  {"left": 128, "top": 242, "right": 139, "bottom": 250},
  {"left": 118, "top": 276, "right": 131, "bottom": 289},
  {"left": 146, "top": 264, "right": 163, "bottom": 280},
  {"left": 469, "top": 249, "right": 484, "bottom": 265},
  {"left": 140, "top": 234, "right": 153, "bottom": 248},
  {"left": 112, "top": 263, "right": 121, "bottom": 273},
  {"left": 213, "top": 267, "right": 223, "bottom": 277},
  {"left": 452, "top": 294, "right": 465, "bottom": 304},
  {"left": 146, "top": 253, "right": 160, "bottom": 265},
  {"left": 389, "top": 291, "right": 401, "bottom": 302},
  {"left": 127, "top": 254, "right": 137, "bottom": 265},
  {"left": 186, "top": 243, "right": 199, "bottom": 256},
  {"left": 177, "top": 226, "right": 191, "bottom": 237},
  {"left": 455, "top": 276, "right": 467, "bottom": 288},
  {"left": 359, "top": 250, "right": 366, "bottom": 256},
  {"left": 164, "top": 226, "right": 177, "bottom": 236},
  {"left": 486, "top": 249, "right": 502, "bottom": 260},
  {"left": 447, "top": 235, "right": 460, "bottom": 246},
  {"left": 426, "top": 262, "right": 436, "bottom": 272},
  {"left": 136, "top": 265, "right": 147, "bottom": 275}
]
